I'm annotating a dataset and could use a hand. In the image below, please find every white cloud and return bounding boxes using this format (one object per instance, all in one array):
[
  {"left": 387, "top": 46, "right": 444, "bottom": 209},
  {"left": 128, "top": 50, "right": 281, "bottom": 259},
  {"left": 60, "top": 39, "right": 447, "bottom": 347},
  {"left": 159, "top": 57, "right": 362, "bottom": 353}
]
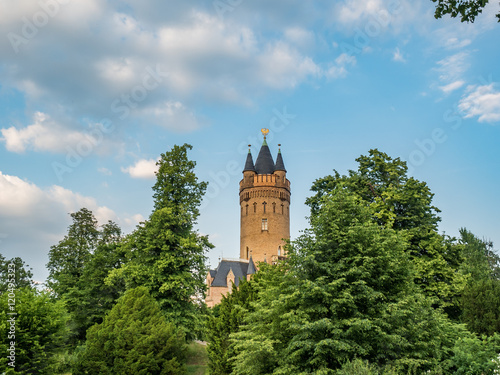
[
  {"left": 137, "top": 101, "right": 200, "bottom": 132},
  {"left": 458, "top": 84, "right": 500, "bottom": 123},
  {"left": 436, "top": 52, "right": 469, "bottom": 84},
  {"left": 325, "top": 53, "right": 357, "bottom": 79},
  {"left": 0, "top": 112, "right": 121, "bottom": 155},
  {"left": 0, "top": 170, "right": 143, "bottom": 280},
  {"left": 393, "top": 47, "right": 406, "bottom": 62},
  {"left": 439, "top": 80, "right": 465, "bottom": 94},
  {"left": 121, "top": 158, "right": 159, "bottom": 179}
]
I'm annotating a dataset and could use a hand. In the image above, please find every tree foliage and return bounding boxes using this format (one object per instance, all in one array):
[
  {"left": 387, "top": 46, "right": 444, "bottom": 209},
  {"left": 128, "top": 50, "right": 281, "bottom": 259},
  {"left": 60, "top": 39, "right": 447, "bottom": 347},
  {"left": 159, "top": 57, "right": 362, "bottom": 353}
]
[
  {"left": 0, "top": 255, "right": 33, "bottom": 291},
  {"left": 107, "top": 144, "right": 212, "bottom": 338},
  {"left": 232, "top": 189, "right": 461, "bottom": 374},
  {"left": 306, "top": 149, "right": 465, "bottom": 312},
  {"left": 0, "top": 288, "right": 68, "bottom": 374},
  {"left": 46, "top": 208, "right": 100, "bottom": 297},
  {"left": 74, "top": 286, "right": 187, "bottom": 375},
  {"left": 47, "top": 210, "right": 124, "bottom": 345},
  {"left": 431, "top": 0, "right": 500, "bottom": 23},
  {"left": 206, "top": 278, "right": 257, "bottom": 375}
]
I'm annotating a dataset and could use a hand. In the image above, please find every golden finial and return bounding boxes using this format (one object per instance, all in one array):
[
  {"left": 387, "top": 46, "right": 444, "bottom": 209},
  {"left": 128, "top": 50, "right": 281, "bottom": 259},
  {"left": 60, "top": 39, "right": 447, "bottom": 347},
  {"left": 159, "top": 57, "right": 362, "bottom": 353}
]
[{"left": 261, "top": 128, "right": 270, "bottom": 138}]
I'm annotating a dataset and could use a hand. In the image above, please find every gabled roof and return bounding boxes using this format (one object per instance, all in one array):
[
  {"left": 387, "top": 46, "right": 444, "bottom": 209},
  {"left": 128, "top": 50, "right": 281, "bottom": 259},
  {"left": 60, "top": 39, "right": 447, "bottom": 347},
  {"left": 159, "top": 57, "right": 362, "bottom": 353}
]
[
  {"left": 210, "top": 260, "right": 250, "bottom": 287},
  {"left": 254, "top": 139, "right": 275, "bottom": 174},
  {"left": 243, "top": 150, "right": 256, "bottom": 172},
  {"left": 275, "top": 149, "right": 286, "bottom": 172}
]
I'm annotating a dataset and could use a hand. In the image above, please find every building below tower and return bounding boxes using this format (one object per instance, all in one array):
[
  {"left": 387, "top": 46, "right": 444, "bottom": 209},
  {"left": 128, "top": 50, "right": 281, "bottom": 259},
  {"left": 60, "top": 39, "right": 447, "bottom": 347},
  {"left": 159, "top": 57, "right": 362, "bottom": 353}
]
[{"left": 205, "top": 130, "right": 291, "bottom": 307}]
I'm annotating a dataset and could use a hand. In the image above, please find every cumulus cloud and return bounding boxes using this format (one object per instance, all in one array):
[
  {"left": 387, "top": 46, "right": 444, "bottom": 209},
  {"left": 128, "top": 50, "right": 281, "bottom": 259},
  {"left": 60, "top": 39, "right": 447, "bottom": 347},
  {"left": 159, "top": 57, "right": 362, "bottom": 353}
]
[
  {"left": 0, "top": 170, "right": 143, "bottom": 281},
  {"left": 458, "top": 84, "right": 500, "bottom": 123},
  {"left": 0, "top": 112, "right": 122, "bottom": 155},
  {"left": 121, "top": 158, "right": 159, "bottom": 179}
]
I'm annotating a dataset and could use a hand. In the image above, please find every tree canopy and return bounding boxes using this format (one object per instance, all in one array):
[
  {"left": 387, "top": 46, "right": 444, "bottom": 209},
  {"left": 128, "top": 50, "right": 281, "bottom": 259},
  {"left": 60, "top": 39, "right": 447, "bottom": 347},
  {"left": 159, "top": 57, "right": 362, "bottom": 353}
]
[
  {"left": 431, "top": 0, "right": 500, "bottom": 23},
  {"left": 74, "top": 287, "right": 187, "bottom": 375}
]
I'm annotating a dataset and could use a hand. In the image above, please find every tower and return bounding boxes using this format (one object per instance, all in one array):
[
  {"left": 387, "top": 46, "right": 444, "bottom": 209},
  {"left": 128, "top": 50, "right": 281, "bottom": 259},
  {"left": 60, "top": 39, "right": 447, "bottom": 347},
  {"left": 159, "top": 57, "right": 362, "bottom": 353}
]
[
  {"left": 239, "top": 129, "right": 291, "bottom": 264},
  {"left": 205, "top": 129, "right": 290, "bottom": 307}
]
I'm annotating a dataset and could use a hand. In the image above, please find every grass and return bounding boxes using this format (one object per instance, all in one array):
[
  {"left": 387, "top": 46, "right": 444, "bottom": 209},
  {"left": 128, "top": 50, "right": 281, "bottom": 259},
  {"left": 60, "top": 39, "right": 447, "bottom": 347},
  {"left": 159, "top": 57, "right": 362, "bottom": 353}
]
[{"left": 186, "top": 341, "right": 209, "bottom": 375}]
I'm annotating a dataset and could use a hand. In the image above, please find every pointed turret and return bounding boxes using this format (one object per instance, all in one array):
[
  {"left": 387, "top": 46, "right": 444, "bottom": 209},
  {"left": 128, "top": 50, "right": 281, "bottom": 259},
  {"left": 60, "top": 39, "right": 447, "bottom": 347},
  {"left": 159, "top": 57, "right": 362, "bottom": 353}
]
[
  {"left": 243, "top": 146, "right": 256, "bottom": 172},
  {"left": 254, "top": 136, "right": 275, "bottom": 174},
  {"left": 247, "top": 256, "right": 256, "bottom": 275},
  {"left": 275, "top": 145, "right": 286, "bottom": 172}
]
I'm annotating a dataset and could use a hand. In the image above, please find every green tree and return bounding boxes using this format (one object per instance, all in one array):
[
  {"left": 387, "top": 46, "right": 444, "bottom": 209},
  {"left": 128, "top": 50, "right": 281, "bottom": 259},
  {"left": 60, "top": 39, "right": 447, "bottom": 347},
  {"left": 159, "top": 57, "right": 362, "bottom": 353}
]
[
  {"left": 233, "top": 188, "right": 460, "bottom": 374},
  {"left": 47, "top": 211, "right": 124, "bottom": 345},
  {"left": 457, "top": 229, "right": 500, "bottom": 335},
  {"left": 0, "top": 287, "right": 68, "bottom": 374},
  {"left": 107, "top": 144, "right": 212, "bottom": 338},
  {"left": 206, "top": 277, "right": 257, "bottom": 375},
  {"left": 431, "top": 0, "right": 500, "bottom": 23},
  {"left": 73, "top": 286, "right": 187, "bottom": 375},
  {"left": 306, "top": 149, "right": 465, "bottom": 313},
  {"left": 153, "top": 143, "right": 208, "bottom": 224},
  {"left": 46, "top": 207, "right": 100, "bottom": 297},
  {"left": 0, "top": 255, "right": 33, "bottom": 291}
]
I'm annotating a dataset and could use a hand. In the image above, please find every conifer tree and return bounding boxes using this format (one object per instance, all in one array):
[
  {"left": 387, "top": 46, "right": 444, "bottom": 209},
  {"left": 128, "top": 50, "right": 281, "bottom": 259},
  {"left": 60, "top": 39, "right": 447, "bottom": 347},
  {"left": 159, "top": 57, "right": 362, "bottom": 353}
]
[{"left": 74, "top": 287, "right": 186, "bottom": 375}]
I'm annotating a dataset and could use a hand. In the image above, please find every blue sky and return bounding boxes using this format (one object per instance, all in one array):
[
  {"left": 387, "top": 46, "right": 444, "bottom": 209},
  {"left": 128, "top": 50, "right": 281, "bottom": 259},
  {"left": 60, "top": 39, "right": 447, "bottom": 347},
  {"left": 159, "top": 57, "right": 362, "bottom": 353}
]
[{"left": 0, "top": 0, "right": 499, "bottom": 282}]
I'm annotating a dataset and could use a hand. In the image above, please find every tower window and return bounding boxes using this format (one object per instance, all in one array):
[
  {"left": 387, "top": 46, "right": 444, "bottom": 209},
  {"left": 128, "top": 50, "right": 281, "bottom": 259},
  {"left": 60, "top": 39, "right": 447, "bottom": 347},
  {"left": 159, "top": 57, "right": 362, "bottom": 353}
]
[
  {"left": 263, "top": 201, "right": 267, "bottom": 213},
  {"left": 253, "top": 202, "right": 257, "bottom": 213},
  {"left": 262, "top": 219, "right": 268, "bottom": 231},
  {"left": 246, "top": 247, "right": 249, "bottom": 259},
  {"left": 278, "top": 246, "right": 281, "bottom": 256},
  {"left": 281, "top": 204, "right": 284, "bottom": 214},
  {"left": 246, "top": 204, "right": 249, "bottom": 215},
  {"left": 272, "top": 202, "right": 276, "bottom": 213}
]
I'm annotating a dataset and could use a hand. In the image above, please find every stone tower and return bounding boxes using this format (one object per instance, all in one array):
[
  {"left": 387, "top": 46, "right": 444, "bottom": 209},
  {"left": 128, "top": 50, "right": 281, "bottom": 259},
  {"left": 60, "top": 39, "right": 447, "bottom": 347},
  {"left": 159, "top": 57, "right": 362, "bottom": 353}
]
[{"left": 239, "top": 129, "right": 291, "bottom": 264}]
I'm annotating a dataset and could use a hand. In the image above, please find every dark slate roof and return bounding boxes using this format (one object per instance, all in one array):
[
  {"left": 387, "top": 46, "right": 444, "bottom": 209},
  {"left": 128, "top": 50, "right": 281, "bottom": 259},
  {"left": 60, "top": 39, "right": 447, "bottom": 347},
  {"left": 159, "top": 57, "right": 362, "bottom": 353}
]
[
  {"left": 254, "top": 139, "right": 275, "bottom": 174},
  {"left": 210, "top": 260, "right": 250, "bottom": 287},
  {"left": 275, "top": 150, "right": 286, "bottom": 172},
  {"left": 243, "top": 150, "right": 256, "bottom": 172},
  {"left": 247, "top": 256, "right": 257, "bottom": 275},
  {"left": 209, "top": 270, "right": 217, "bottom": 278}
]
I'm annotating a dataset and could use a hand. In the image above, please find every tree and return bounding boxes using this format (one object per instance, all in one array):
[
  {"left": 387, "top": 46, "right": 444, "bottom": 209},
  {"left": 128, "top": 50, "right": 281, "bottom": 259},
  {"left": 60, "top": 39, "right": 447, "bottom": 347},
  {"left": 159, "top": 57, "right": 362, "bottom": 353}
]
[
  {"left": 0, "top": 288, "right": 68, "bottom": 374},
  {"left": 233, "top": 188, "right": 461, "bottom": 374},
  {"left": 47, "top": 211, "right": 124, "bottom": 345},
  {"left": 153, "top": 143, "right": 208, "bottom": 225},
  {"left": 457, "top": 229, "right": 500, "bottom": 335},
  {"left": 46, "top": 208, "right": 100, "bottom": 297},
  {"left": 0, "top": 255, "right": 33, "bottom": 291},
  {"left": 107, "top": 144, "right": 212, "bottom": 338},
  {"left": 206, "top": 278, "right": 257, "bottom": 375},
  {"left": 306, "top": 149, "right": 466, "bottom": 313},
  {"left": 431, "top": 0, "right": 500, "bottom": 23},
  {"left": 73, "top": 287, "right": 187, "bottom": 375}
]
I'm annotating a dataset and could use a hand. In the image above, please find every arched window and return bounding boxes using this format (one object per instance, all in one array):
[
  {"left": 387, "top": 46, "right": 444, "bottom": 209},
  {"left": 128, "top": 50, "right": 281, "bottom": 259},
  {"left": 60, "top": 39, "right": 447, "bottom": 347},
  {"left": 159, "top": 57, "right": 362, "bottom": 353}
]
[
  {"left": 253, "top": 202, "right": 257, "bottom": 213},
  {"left": 263, "top": 201, "right": 267, "bottom": 213},
  {"left": 246, "top": 204, "right": 249, "bottom": 215},
  {"left": 278, "top": 246, "right": 281, "bottom": 256},
  {"left": 272, "top": 202, "right": 276, "bottom": 213},
  {"left": 246, "top": 247, "right": 249, "bottom": 259}
]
